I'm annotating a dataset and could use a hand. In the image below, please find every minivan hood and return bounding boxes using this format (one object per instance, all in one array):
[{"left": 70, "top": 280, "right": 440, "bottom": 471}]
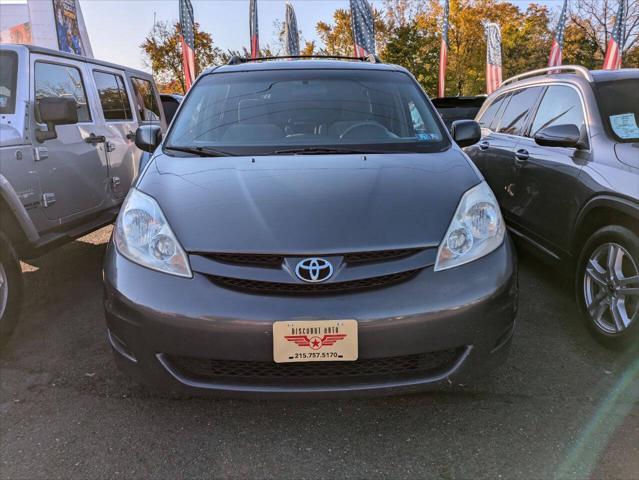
[{"left": 140, "top": 151, "right": 480, "bottom": 254}]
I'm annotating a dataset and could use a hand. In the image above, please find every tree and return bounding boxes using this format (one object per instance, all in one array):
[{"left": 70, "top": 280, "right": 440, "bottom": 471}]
[
  {"left": 315, "top": 8, "right": 390, "bottom": 56},
  {"left": 140, "top": 21, "right": 223, "bottom": 94}
]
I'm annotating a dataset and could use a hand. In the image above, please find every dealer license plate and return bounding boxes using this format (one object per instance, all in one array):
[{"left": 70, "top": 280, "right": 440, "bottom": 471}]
[{"left": 273, "top": 320, "right": 358, "bottom": 363}]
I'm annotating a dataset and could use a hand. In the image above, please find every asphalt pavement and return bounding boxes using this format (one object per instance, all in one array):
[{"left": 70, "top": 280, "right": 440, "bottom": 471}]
[{"left": 1, "top": 227, "right": 637, "bottom": 480}]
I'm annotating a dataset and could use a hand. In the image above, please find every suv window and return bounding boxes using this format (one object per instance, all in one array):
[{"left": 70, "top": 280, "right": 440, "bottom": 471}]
[
  {"left": 478, "top": 93, "right": 508, "bottom": 130},
  {"left": 594, "top": 79, "right": 638, "bottom": 143},
  {"left": 93, "top": 71, "right": 133, "bottom": 121},
  {"left": 131, "top": 77, "right": 161, "bottom": 122},
  {"left": 166, "top": 69, "right": 449, "bottom": 156},
  {"left": 0, "top": 51, "right": 17, "bottom": 115},
  {"left": 531, "top": 85, "right": 586, "bottom": 137},
  {"left": 496, "top": 87, "right": 543, "bottom": 136},
  {"left": 35, "top": 62, "right": 91, "bottom": 122}
]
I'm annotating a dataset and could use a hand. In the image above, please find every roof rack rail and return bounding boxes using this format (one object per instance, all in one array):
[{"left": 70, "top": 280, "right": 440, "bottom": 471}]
[
  {"left": 501, "top": 65, "right": 593, "bottom": 87},
  {"left": 226, "top": 54, "right": 383, "bottom": 66}
]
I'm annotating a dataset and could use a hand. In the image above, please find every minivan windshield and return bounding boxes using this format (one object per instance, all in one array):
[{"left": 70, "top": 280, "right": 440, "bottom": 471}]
[
  {"left": 595, "top": 78, "right": 639, "bottom": 143},
  {"left": 0, "top": 51, "right": 18, "bottom": 115},
  {"left": 165, "top": 68, "right": 449, "bottom": 156}
]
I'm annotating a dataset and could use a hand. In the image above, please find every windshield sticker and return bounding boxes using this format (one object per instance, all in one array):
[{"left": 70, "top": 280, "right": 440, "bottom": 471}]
[
  {"left": 416, "top": 133, "right": 440, "bottom": 141},
  {"left": 610, "top": 113, "right": 639, "bottom": 139}
]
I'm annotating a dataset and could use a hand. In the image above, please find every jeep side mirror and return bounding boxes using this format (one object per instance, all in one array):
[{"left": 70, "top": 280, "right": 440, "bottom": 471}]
[
  {"left": 534, "top": 124, "right": 582, "bottom": 149},
  {"left": 36, "top": 97, "right": 79, "bottom": 142},
  {"left": 135, "top": 125, "right": 163, "bottom": 153},
  {"left": 451, "top": 119, "right": 481, "bottom": 148}
]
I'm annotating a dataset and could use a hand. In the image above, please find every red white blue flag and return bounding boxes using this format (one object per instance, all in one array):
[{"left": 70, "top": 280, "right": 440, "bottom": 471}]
[
  {"left": 250, "top": 0, "right": 260, "bottom": 59},
  {"left": 438, "top": 0, "right": 450, "bottom": 98},
  {"left": 179, "top": 0, "right": 196, "bottom": 91},
  {"left": 350, "top": 0, "right": 376, "bottom": 57},
  {"left": 548, "top": 0, "right": 568, "bottom": 67},
  {"left": 484, "top": 22, "right": 502, "bottom": 94},
  {"left": 603, "top": 0, "right": 626, "bottom": 70}
]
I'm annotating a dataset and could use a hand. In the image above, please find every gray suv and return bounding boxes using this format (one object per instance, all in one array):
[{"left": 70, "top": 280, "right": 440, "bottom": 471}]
[
  {"left": 0, "top": 45, "right": 165, "bottom": 343},
  {"left": 465, "top": 66, "right": 639, "bottom": 349}
]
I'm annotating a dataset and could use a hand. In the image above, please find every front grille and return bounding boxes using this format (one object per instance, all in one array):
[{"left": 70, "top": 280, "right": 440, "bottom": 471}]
[
  {"left": 166, "top": 348, "right": 463, "bottom": 382},
  {"left": 197, "top": 248, "right": 424, "bottom": 268},
  {"left": 207, "top": 269, "right": 420, "bottom": 295}
]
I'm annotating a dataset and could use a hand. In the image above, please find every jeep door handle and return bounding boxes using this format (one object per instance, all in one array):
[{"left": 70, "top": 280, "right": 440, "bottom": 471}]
[
  {"left": 85, "top": 133, "right": 106, "bottom": 144},
  {"left": 515, "top": 149, "right": 530, "bottom": 164},
  {"left": 479, "top": 141, "right": 490, "bottom": 151},
  {"left": 126, "top": 130, "right": 135, "bottom": 140}
]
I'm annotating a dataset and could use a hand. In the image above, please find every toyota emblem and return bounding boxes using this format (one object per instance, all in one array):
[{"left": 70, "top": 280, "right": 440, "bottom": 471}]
[{"left": 295, "top": 258, "right": 333, "bottom": 283}]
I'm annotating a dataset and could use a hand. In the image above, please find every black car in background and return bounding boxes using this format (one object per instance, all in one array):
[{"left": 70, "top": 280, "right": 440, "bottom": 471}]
[
  {"left": 432, "top": 96, "right": 486, "bottom": 130},
  {"left": 160, "top": 93, "right": 183, "bottom": 125},
  {"left": 465, "top": 65, "right": 639, "bottom": 349}
]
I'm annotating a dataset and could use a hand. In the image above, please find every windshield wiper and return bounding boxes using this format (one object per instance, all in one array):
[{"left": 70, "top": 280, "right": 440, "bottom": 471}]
[
  {"left": 164, "top": 146, "right": 233, "bottom": 157},
  {"left": 273, "top": 147, "right": 370, "bottom": 155}
]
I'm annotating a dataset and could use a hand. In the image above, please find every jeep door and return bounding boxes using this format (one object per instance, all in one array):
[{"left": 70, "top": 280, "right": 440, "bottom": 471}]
[
  {"left": 89, "top": 67, "right": 140, "bottom": 198},
  {"left": 31, "top": 56, "right": 108, "bottom": 221}
]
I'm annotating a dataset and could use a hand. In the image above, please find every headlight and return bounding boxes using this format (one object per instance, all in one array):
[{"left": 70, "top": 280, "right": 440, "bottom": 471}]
[
  {"left": 114, "top": 188, "right": 192, "bottom": 278},
  {"left": 434, "top": 181, "right": 505, "bottom": 272}
]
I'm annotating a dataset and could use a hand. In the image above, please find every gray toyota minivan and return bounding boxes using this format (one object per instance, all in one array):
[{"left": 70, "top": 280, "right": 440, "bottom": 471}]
[
  {"left": 103, "top": 56, "right": 518, "bottom": 397},
  {"left": 0, "top": 44, "right": 165, "bottom": 344}
]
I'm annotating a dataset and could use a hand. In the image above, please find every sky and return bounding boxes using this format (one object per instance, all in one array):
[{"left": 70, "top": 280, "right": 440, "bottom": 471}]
[{"left": 2, "top": 0, "right": 561, "bottom": 71}]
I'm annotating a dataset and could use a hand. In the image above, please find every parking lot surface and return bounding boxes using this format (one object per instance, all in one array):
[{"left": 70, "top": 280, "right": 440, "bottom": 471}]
[{"left": 1, "top": 227, "right": 637, "bottom": 480}]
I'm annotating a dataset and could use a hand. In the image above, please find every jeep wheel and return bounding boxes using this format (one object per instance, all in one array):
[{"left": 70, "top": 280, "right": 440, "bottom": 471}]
[
  {"left": 0, "top": 236, "right": 22, "bottom": 346},
  {"left": 576, "top": 225, "right": 639, "bottom": 349}
]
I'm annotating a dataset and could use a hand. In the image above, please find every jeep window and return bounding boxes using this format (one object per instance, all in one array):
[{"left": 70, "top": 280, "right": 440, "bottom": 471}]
[
  {"left": 131, "top": 77, "right": 161, "bottom": 122},
  {"left": 166, "top": 69, "right": 450, "bottom": 156},
  {"left": 495, "top": 87, "right": 543, "bottom": 136},
  {"left": 34, "top": 62, "right": 91, "bottom": 122},
  {"left": 595, "top": 79, "right": 639, "bottom": 143},
  {"left": 478, "top": 93, "right": 508, "bottom": 130},
  {"left": 93, "top": 71, "right": 133, "bottom": 121},
  {"left": 530, "top": 85, "right": 586, "bottom": 139},
  {"left": 0, "top": 51, "right": 17, "bottom": 115}
]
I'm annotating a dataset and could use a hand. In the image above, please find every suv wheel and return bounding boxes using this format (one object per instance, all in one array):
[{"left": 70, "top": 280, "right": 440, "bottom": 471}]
[
  {"left": 0, "top": 235, "right": 22, "bottom": 346},
  {"left": 576, "top": 225, "right": 639, "bottom": 349}
]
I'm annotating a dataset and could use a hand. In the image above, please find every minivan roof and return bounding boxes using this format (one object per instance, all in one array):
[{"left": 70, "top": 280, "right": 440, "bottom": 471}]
[
  {"left": 205, "top": 59, "right": 407, "bottom": 75},
  {"left": 1, "top": 43, "right": 153, "bottom": 79}
]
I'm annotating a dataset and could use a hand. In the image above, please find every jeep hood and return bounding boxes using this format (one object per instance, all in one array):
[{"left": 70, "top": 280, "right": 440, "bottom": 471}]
[{"left": 139, "top": 151, "right": 481, "bottom": 254}]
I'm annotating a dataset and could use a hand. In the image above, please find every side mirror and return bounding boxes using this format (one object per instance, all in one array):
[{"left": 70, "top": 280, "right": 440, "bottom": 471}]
[
  {"left": 451, "top": 119, "right": 481, "bottom": 148},
  {"left": 135, "top": 125, "right": 163, "bottom": 153},
  {"left": 36, "top": 97, "right": 78, "bottom": 142},
  {"left": 534, "top": 124, "right": 582, "bottom": 149}
]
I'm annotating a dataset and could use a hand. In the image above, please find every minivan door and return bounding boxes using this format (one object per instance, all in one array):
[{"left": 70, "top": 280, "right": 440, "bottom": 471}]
[
  {"left": 89, "top": 67, "right": 140, "bottom": 198},
  {"left": 31, "top": 56, "right": 108, "bottom": 221}
]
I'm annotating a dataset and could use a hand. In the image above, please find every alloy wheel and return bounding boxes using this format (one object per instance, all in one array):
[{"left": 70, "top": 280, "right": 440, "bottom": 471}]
[
  {"left": 0, "top": 261, "right": 7, "bottom": 320},
  {"left": 583, "top": 243, "right": 639, "bottom": 335}
]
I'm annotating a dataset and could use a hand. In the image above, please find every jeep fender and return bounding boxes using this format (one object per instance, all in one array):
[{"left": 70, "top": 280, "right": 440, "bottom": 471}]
[{"left": 0, "top": 174, "right": 39, "bottom": 244}]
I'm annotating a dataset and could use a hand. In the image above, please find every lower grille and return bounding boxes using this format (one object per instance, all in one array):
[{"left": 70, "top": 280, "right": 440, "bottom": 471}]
[
  {"left": 166, "top": 348, "right": 463, "bottom": 382},
  {"left": 207, "top": 269, "right": 420, "bottom": 295}
]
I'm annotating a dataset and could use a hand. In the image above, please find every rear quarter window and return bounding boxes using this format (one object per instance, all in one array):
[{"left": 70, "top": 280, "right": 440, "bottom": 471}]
[{"left": 0, "top": 51, "right": 18, "bottom": 114}]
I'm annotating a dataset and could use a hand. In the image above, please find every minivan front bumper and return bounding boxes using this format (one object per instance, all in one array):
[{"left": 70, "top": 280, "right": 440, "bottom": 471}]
[{"left": 103, "top": 238, "right": 518, "bottom": 398}]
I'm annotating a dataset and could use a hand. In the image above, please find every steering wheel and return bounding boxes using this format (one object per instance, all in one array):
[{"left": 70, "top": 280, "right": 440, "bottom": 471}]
[{"left": 340, "top": 122, "right": 391, "bottom": 140}]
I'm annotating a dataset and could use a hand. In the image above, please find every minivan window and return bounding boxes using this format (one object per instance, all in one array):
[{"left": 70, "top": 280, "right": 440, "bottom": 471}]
[
  {"left": 132, "top": 77, "right": 161, "bottom": 122},
  {"left": 0, "top": 51, "right": 17, "bottom": 115},
  {"left": 35, "top": 62, "right": 91, "bottom": 122},
  {"left": 93, "top": 71, "right": 133, "bottom": 121},
  {"left": 531, "top": 85, "right": 586, "bottom": 138},
  {"left": 496, "top": 87, "right": 543, "bottom": 136},
  {"left": 478, "top": 93, "right": 507, "bottom": 130},
  {"left": 166, "top": 69, "right": 450, "bottom": 156},
  {"left": 595, "top": 79, "right": 639, "bottom": 143}
]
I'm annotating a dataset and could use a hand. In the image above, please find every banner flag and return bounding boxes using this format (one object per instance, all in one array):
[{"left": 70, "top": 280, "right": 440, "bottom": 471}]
[
  {"left": 350, "top": 0, "right": 376, "bottom": 57},
  {"left": 603, "top": 0, "right": 625, "bottom": 69},
  {"left": 179, "top": 0, "right": 196, "bottom": 91},
  {"left": 484, "top": 22, "right": 502, "bottom": 94},
  {"left": 438, "top": 0, "right": 450, "bottom": 98},
  {"left": 250, "top": 0, "right": 260, "bottom": 59},
  {"left": 548, "top": 0, "right": 568, "bottom": 67},
  {"left": 284, "top": 2, "right": 300, "bottom": 57}
]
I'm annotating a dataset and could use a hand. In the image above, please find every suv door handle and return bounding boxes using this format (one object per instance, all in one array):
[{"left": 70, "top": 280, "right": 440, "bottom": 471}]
[
  {"left": 515, "top": 149, "right": 529, "bottom": 164},
  {"left": 479, "top": 141, "right": 490, "bottom": 150},
  {"left": 85, "top": 133, "right": 106, "bottom": 144}
]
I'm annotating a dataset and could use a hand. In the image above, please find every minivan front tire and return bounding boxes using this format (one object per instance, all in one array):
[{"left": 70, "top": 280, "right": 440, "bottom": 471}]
[
  {"left": 576, "top": 225, "right": 639, "bottom": 350},
  {"left": 0, "top": 234, "right": 22, "bottom": 346}
]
